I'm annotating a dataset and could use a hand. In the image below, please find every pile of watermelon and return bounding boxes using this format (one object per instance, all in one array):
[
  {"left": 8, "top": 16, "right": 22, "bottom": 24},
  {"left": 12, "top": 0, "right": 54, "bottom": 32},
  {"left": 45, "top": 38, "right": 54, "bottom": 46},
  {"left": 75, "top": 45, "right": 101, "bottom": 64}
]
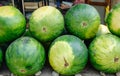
[{"left": 0, "top": 2, "right": 120, "bottom": 76}]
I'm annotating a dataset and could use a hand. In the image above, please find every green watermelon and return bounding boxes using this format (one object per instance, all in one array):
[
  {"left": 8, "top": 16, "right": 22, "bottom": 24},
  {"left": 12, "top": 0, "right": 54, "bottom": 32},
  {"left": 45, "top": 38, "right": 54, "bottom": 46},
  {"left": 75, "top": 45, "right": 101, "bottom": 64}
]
[
  {"left": 0, "top": 6, "right": 26, "bottom": 43},
  {"left": 89, "top": 34, "right": 120, "bottom": 73},
  {"left": 106, "top": 3, "right": 120, "bottom": 37},
  {"left": 65, "top": 4, "right": 100, "bottom": 40},
  {"left": 49, "top": 35, "right": 88, "bottom": 75},
  {"left": 29, "top": 6, "right": 64, "bottom": 42},
  {"left": 6, "top": 37, "right": 45, "bottom": 76}
]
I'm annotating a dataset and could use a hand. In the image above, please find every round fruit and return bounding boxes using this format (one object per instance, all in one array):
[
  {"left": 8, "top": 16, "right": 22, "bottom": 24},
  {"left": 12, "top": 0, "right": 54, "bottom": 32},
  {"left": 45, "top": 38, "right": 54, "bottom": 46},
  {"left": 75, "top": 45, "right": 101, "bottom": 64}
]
[
  {"left": 65, "top": 4, "right": 100, "bottom": 40},
  {"left": 49, "top": 35, "right": 88, "bottom": 75},
  {"left": 96, "top": 24, "right": 110, "bottom": 36},
  {"left": 106, "top": 3, "right": 120, "bottom": 36},
  {"left": 6, "top": 37, "right": 45, "bottom": 76},
  {"left": 29, "top": 6, "right": 64, "bottom": 42},
  {"left": 0, "top": 6, "right": 26, "bottom": 43},
  {"left": 89, "top": 34, "right": 120, "bottom": 73}
]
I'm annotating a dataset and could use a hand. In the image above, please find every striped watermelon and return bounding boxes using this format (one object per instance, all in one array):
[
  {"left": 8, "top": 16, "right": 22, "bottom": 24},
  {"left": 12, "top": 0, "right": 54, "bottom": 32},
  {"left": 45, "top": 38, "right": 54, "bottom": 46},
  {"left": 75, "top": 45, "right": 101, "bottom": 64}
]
[{"left": 6, "top": 37, "right": 45, "bottom": 76}]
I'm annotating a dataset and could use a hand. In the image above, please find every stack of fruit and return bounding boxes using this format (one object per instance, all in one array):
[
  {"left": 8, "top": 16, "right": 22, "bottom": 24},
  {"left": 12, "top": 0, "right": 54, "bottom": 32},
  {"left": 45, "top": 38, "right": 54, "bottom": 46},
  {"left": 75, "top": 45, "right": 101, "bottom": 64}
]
[{"left": 0, "top": 2, "right": 120, "bottom": 76}]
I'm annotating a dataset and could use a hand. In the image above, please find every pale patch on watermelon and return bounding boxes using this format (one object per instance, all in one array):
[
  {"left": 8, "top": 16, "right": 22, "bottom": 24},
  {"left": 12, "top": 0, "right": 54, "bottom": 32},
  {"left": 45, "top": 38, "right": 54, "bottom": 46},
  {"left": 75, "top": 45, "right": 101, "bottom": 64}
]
[
  {"left": 49, "top": 41, "right": 74, "bottom": 73},
  {"left": 0, "top": 6, "right": 16, "bottom": 17},
  {"left": 111, "top": 10, "right": 120, "bottom": 31},
  {"left": 31, "top": 6, "right": 55, "bottom": 21}
]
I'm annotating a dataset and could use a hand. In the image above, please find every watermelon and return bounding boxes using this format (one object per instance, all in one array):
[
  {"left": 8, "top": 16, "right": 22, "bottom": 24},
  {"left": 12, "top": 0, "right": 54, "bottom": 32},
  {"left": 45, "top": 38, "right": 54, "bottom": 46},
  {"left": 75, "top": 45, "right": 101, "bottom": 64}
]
[
  {"left": 29, "top": 6, "right": 64, "bottom": 42},
  {"left": 65, "top": 4, "right": 100, "bottom": 40},
  {"left": 49, "top": 35, "right": 88, "bottom": 75},
  {"left": 106, "top": 2, "right": 120, "bottom": 37},
  {"left": 0, "top": 6, "right": 26, "bottom": 43},
  {"left": 89, "top": 34, "right": 120, "bottom": 73},
  {"left": 96, "top": 24, "right": 110, "bottom": 36},
  {"left": 6, "top": 37, "right": 45, "bottom": 76}
]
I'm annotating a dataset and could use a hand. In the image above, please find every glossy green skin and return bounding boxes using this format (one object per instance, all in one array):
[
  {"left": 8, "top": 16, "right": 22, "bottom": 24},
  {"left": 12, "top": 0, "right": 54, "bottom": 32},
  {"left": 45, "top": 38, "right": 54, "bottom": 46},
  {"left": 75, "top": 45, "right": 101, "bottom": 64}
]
[
  {"left": 0, "top": 6, "right": 26, "bottom": 43},
  {"left": 65, "top": 4, "right": 100, "bottom": 40},
  {"left": 49, "top": 35, "right": 88, "bottom": 75},
  {"left": 106, "top": 3, "right": 120, "bottom": 37},
  {"left": 0, "top": 48, "right": 3, "bottom": 67},
  {"left": 29, "top": 6, "right": 64, "bottom": 42},
  {"left": 6, "top": 37, "right": 45, "bottom": 76},
  {"left": 89, "top": 34, "right": 120, "bottom": 73}
]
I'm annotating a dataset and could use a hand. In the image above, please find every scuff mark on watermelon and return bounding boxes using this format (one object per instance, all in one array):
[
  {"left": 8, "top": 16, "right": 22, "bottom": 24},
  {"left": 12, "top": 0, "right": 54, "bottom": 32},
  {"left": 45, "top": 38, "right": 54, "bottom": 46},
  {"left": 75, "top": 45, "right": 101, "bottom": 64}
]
[{"left": 20, "top": 69, "right": 26, "bottom": 73}]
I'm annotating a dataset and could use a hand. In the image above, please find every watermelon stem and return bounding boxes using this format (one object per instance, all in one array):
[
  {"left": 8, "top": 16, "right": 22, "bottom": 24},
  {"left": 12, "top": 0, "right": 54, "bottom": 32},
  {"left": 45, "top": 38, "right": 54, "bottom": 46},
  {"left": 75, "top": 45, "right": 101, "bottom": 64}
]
[
  {"left": 42, "top": 27, "right": 47, "bottom": 32},
  {"left": 114, "top": 57, "right": 119, "bottom": 62},
  {"left": 63, "top": 57, "right": 69, "bottom": 67},
  {"left": 82, "top": 22, "right": 87, "bottom": 26}
]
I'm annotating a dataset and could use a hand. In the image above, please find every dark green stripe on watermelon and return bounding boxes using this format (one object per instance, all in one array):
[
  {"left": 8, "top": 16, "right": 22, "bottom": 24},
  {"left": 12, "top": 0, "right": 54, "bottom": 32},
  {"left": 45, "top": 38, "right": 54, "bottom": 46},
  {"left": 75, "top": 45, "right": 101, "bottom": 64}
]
[{"left": 6, "top": 37, "right": 45, "bottom": 76}]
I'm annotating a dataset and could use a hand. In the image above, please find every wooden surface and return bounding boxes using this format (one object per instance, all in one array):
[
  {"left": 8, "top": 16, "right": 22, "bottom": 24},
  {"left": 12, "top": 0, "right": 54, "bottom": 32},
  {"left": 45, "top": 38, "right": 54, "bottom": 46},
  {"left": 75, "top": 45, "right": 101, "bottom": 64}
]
[{"left": 85, "top": 0, "right": 111, "bottom": 6}]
